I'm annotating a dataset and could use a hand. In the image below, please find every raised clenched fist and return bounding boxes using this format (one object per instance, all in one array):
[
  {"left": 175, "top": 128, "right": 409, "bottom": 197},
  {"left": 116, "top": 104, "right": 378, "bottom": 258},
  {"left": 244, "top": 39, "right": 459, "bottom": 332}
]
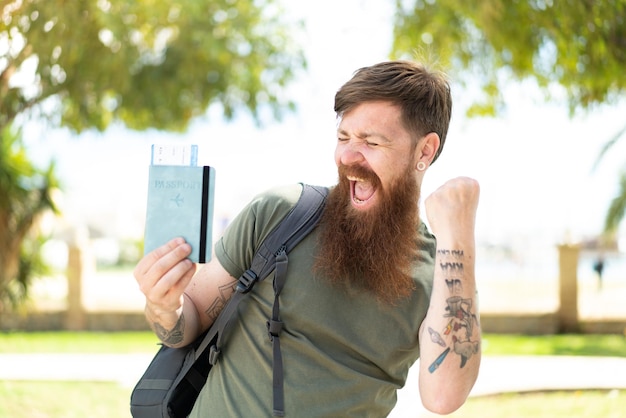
[{"left": 425, "top": 177, "right": 480, "bottom": 240}]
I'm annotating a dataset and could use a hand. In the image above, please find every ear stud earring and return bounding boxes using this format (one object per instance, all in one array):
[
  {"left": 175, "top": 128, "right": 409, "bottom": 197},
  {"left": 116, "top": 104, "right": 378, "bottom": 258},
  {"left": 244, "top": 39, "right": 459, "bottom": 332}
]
[{"left": 417, "top": 161, "right": 427, "bottom": 171}]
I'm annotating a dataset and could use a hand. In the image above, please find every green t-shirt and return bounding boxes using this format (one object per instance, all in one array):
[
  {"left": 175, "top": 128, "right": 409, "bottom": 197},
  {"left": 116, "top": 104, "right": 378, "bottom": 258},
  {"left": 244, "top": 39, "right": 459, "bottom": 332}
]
[{"left": 189, "top": 184, "right": 436, "bottom": 417}]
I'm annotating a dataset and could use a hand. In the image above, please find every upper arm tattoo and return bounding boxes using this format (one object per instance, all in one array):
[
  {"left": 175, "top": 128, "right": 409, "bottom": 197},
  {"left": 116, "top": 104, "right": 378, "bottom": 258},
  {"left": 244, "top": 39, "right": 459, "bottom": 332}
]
[{"left": 204, "top": 279, "right": 238, "bottom": 322}]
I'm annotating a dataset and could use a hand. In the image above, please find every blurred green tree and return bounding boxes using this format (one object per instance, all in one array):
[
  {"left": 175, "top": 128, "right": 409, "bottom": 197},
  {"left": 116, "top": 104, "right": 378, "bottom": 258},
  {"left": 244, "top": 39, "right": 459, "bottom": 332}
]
[
  {"left": 391, "top": 0, "right": 626, "bottom": 239},
  {"left": 0, "top": 0, "right": 305, "bottom": 311},
  {"left": 0, "top": 127, "right": 58, "bottom": 312}
]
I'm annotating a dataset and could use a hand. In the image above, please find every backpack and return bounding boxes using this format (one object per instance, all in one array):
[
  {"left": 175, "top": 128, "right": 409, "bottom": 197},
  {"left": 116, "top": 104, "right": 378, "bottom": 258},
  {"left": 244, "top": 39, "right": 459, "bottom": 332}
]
[{"left": 130, "top": 184, "right": 329, "bottom": 418}]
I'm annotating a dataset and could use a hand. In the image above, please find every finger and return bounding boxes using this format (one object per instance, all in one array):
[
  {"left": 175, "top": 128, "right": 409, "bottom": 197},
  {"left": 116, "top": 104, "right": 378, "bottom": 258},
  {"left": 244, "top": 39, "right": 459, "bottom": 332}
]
[
  {"left": 141, "top": 259, "right": 195, "bottom": 313},
  {"left": 134, "top": 237, "right": 190, "bottom": 280},
  {"left": 135, "top": 237, "right": 187, "bottom": 276},
  {"left": 152, "top": 258, "right": 196, "bottom": 300}
]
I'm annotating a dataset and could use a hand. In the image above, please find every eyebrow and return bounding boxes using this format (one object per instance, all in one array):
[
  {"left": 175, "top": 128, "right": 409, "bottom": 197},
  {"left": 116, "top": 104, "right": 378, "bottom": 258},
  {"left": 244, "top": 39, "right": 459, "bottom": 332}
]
[{"left": 337, "top": 128, "right": 392, "bottom": 143}]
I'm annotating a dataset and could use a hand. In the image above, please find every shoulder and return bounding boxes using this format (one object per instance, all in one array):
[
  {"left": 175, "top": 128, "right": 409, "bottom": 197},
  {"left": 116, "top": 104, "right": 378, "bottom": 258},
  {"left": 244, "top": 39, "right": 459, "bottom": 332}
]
[
  {"left": 248, "top": 184, "right": 304, "bottom": 217},
  {"left": 215, "top": 184, "right": 304, "bottom": 278},
  {"left": 419, "top": 221, "right": 437, "bottom": 258},
  {"left": 231, "top": 183, "right": 306, "bottom": 240}
]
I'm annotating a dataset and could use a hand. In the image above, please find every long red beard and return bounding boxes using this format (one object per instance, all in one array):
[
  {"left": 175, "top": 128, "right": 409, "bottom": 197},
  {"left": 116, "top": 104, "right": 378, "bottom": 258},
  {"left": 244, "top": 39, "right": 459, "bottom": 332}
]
[{"left": 313, "top": 164, "right": 422, "bottom": 304}]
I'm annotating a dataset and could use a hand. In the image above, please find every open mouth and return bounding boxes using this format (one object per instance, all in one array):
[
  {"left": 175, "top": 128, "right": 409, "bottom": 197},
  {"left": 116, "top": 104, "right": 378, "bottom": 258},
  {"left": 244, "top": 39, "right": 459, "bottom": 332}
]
[{"left": 348, "top": 175, "right": 376, "bottom": 207}]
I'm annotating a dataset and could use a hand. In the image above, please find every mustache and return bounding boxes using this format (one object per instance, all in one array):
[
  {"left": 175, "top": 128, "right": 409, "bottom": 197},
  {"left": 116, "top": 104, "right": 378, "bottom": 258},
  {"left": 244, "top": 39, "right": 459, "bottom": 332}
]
[{"left": 337, "top": 164, "right": 382, "bottom": 188}]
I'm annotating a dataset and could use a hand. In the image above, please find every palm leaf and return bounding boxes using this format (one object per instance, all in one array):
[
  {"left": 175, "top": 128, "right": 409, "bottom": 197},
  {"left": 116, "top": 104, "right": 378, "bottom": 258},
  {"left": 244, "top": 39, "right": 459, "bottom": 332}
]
[
  {"left": 592, "top": 123, "right": 626, "bottom": 173},
  {"left": 604, "top": 171, "right": 626, "bottom": 235}
]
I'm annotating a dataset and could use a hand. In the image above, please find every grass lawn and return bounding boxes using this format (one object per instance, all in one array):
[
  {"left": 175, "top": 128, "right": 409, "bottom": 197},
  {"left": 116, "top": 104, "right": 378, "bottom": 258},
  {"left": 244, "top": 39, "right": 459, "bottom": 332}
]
[
  {"left": 482, "top": 333, "right": 626, "bottom": 357},
  {"left": 436, "top": 389, "right": 626, "bottom": 418},
  {"left": 0, "top": 332, "right": 624, "bottom": 418},
  {"left": 0, "top": 330, "right": 160, "bottom": 353},
  {"left": 0, "top": 380, "right": 131, "bottom": 418},
  {"left": 1, "top": 331, "right": 625, "bottom": 356}
]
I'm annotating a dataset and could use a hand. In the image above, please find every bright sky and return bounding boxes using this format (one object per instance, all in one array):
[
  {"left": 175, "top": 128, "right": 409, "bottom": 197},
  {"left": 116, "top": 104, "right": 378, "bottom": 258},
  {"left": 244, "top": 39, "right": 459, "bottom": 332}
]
[{"left": 24, "top": 0, "right": 626, "bottom": 254}]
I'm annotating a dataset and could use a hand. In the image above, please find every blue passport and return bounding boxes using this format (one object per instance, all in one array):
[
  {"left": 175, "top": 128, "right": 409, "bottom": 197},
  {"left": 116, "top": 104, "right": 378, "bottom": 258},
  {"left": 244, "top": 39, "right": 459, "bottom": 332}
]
[{"left": 143, "top": 165, "right": 216, "bottom": 263}]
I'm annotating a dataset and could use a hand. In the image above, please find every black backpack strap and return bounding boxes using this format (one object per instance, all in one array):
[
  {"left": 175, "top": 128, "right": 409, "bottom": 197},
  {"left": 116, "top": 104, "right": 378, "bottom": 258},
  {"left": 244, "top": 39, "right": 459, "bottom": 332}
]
[
  {"left": 267, "top": 250, "right": 288, "bottom": 416},
  {"left": 239, "top": 183, "right": 329, "bottom": 291},
  {"left": 195, "top": 183, "right": 328, "bottom": 415}
]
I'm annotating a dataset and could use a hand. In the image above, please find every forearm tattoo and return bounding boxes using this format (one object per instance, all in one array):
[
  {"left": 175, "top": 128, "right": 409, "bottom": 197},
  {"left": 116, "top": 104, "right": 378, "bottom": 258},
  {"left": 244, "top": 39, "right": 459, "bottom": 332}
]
[
  {"left": 428, "top": 248, "right": 480, "bottom": 373},
  {"left": 205, "top": 279, "right": 238, "bottom": 322},
  {"left": 154, "top": 313, "right": 185, "bottom": 345}
]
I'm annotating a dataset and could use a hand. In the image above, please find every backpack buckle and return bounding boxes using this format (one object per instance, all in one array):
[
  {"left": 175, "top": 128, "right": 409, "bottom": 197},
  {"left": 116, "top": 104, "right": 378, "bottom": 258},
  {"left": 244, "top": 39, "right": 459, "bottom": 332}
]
[
  {"left": 266, "top": 319, "right": 283, "bottom": 341},
  {"left": 208, "top": 345, "right": 221, "bottom": 365},
  {"left": 236, "top": 269, "right": 258, "bottom": 294}
]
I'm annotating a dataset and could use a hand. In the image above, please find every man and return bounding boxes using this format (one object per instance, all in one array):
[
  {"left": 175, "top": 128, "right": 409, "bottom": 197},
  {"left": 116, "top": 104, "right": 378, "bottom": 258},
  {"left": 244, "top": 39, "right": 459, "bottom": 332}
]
[{"left": 135, "top": 60, "right": 481, "bottom": 416}]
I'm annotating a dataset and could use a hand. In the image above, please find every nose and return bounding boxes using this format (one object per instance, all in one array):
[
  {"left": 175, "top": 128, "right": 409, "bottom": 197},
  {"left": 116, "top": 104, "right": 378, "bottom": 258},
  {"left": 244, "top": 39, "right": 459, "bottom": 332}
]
[{"left": 337, "top": 141, "right": 365, "bottom": 166}]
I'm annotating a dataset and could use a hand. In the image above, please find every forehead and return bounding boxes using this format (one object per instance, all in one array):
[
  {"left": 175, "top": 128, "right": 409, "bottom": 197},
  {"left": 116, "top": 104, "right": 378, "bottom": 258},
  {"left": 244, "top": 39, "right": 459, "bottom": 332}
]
[{"left": 338, "top": 101, "right": 408, "bottom": 139}]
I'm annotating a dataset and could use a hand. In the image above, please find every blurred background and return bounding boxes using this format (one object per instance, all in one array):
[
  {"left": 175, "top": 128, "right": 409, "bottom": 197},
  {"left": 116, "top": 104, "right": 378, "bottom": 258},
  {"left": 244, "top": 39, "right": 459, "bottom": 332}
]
[{"left": 2, "top": 1, "right": 626, "bottom": 417}]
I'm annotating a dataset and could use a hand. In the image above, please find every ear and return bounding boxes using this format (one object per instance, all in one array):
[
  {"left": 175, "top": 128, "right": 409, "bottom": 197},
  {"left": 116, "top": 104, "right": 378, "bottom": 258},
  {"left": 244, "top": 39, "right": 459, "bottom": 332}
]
[{"left": 415, "top": 132, "right": 440, "bottom": 171}]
